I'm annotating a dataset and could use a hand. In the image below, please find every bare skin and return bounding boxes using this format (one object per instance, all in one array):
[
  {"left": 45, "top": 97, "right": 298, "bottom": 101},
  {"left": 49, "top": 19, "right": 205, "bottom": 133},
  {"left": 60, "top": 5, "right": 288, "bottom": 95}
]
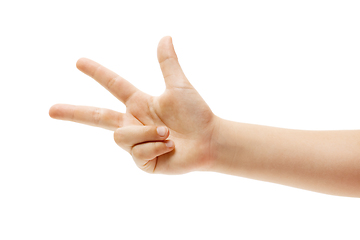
[
  {"left": 49, "top": 36, "right": 217, "bottom": 174},
  {"left": 49, "top": 36, "right": 360, "bottom": 197}
]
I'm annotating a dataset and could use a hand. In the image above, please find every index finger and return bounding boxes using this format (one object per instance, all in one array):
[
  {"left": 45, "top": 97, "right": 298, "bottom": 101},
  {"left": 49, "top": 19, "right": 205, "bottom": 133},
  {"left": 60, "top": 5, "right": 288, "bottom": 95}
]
[
  {"left": 49, "top": 103, "right": 123, "bottom": 131},
  {"left": 76, "top": 58, "right": 139, "bottom": 105}
]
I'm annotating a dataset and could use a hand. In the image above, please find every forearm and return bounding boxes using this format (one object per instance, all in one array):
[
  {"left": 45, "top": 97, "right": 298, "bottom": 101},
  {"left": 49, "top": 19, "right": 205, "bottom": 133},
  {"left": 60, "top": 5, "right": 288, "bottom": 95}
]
[{"left": 210, "top": 117, "right": 360, "bottom": 197}]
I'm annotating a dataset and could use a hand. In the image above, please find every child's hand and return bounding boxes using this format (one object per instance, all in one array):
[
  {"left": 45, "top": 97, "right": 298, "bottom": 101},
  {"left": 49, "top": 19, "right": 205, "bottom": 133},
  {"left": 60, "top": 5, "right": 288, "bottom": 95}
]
[
  {"left": 49, "top": 37, "right": 219, "bottom": 174},
  {"left": 49, "top": 36, "right": 360, "bottom": 197}
]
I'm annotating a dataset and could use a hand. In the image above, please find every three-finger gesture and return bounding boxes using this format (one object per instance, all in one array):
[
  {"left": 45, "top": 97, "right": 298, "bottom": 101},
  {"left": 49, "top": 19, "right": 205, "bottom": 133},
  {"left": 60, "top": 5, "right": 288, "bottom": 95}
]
[{"left": 49, "top": 36, "right": 219, "bottom": 174}]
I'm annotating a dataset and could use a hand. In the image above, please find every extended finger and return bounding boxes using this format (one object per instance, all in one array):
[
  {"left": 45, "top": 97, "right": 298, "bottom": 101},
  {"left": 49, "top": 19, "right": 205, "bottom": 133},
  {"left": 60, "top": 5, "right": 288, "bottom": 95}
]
[
  {"left": 76, "top": 58, "right": 140, "bottom": 105},
  {"left": 49, "top": 104, "right": 123, "bottom": 131},
  {"left": 157, "top": 36, "right": 192, "bottom": 89},
  {"left": 131, "top": 140, "right": 175, "bottom": 172},
  {"left": 114, "top": 125, "right": 170, "bottom": 152}
]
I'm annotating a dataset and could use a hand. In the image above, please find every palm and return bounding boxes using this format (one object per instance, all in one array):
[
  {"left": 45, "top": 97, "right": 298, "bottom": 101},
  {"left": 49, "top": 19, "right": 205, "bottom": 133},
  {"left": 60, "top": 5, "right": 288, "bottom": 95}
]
[
  {"left": 50, "top": 37, "right": 217, "bottom": 174},
  {"left": 125, "top": 88, "right": 212, "bottom": 133}
]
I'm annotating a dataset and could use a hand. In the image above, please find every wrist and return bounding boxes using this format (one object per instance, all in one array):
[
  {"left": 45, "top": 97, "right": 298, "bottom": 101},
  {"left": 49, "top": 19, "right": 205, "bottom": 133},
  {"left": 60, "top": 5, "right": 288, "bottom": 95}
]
[{"left": 204, "top": 116, "right": 236, "bottom": 173}]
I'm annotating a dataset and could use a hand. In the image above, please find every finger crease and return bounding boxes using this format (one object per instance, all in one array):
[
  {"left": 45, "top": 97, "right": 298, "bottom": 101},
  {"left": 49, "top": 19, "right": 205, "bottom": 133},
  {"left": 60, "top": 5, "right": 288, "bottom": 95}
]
[
  {"left": 92, "top": 64, "right": 102, "bottom": 78},
  {"left": 93, "top": 108, "right": 102, "bottom": 125},
  {"left": 107, "top": 75, "right": 118, "bottom": 90}
]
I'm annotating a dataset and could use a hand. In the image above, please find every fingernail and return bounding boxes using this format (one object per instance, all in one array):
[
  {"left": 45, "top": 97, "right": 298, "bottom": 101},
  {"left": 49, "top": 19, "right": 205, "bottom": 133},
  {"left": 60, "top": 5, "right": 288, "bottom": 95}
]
[
  {"left": 157, "top": 126, "right": 167, "bottom": 137},
  {"left": 165, "top": 140, "right": 174, "bottom": 148}
]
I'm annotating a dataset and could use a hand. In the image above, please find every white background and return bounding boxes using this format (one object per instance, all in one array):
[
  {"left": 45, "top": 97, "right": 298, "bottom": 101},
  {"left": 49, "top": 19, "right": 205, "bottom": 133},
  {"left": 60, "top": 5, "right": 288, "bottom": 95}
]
[{"left": 1, "top": 0, "right": 360, "bottom": 239}]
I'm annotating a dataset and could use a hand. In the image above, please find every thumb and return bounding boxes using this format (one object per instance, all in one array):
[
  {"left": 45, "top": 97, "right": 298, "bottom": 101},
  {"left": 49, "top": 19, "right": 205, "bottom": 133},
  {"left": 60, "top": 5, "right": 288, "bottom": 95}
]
[{"left": 157, "top": 36, "right": 192, "bottom": 89}]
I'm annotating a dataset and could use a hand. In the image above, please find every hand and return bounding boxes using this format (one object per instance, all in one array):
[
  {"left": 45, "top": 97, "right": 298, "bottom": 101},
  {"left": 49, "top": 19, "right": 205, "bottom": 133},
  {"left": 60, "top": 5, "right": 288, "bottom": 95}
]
[{"left": 49, "top": 36, "right": 219, "bottom": 174}]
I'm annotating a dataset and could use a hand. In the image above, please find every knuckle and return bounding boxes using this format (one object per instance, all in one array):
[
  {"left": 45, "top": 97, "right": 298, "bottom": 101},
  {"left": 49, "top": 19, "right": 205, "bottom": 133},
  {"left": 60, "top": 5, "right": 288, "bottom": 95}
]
[
  {"left": 145, "top": 126, "right": 156, "bottom": 137},
  {"left": 132, "top": 146, "right": 147, "bottom": 160},
  {"left": 153, "top": 142, "right": 163, "bottom": 154},
  {"left": 113, "top": 128, "right": 124, "bottom": 145},
  {"left": 91, "top": 64, "right": 102, "bottom": 78},
  {"left": 92, "top": 108, "right": 102, "bottom": 125},
  {"left": 107, "top": 75, "right": 118, "bottom": 90}
]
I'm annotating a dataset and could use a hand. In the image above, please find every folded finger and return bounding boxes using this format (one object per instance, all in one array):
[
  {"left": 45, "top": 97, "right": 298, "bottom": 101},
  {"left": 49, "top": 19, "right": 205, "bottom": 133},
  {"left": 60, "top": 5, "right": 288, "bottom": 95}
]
[
  {"left": 49, "top": 104, "right": 123, "bottom": 131},
  {"left": 114, "top": 125, "right": 170, "bottom": 152},
  {"left": 131, "top": 140, "right": 175, "bottom": 172}
]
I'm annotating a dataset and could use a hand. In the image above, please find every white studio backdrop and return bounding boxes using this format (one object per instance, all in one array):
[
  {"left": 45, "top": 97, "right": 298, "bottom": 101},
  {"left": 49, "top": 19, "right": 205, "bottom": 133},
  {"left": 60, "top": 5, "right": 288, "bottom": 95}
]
[{"left": 0, "top": 0, "right": 360, "bottom": 239}]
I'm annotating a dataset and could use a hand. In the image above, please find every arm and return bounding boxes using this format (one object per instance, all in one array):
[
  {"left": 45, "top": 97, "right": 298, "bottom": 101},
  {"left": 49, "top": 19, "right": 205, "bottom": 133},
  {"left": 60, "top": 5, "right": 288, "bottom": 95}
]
[
  {"left": 49, "top": 36, "right": 360, "bottom": 198},
  {"left": 209, "top": 117, "right": 360, "bottom": 197}
]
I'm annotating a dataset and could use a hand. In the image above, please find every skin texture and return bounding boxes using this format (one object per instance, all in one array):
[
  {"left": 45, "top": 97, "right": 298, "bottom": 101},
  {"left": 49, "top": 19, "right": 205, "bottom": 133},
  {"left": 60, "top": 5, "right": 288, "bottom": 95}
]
[
  {"left": 211, "top": 120, "right": 360, "bottom": 198},
  {"left": 49, "top": 36, "right": 218, "bottom": 174},
  {"left": 49, "top": 36, "right": 360, "bottom": 197}
]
